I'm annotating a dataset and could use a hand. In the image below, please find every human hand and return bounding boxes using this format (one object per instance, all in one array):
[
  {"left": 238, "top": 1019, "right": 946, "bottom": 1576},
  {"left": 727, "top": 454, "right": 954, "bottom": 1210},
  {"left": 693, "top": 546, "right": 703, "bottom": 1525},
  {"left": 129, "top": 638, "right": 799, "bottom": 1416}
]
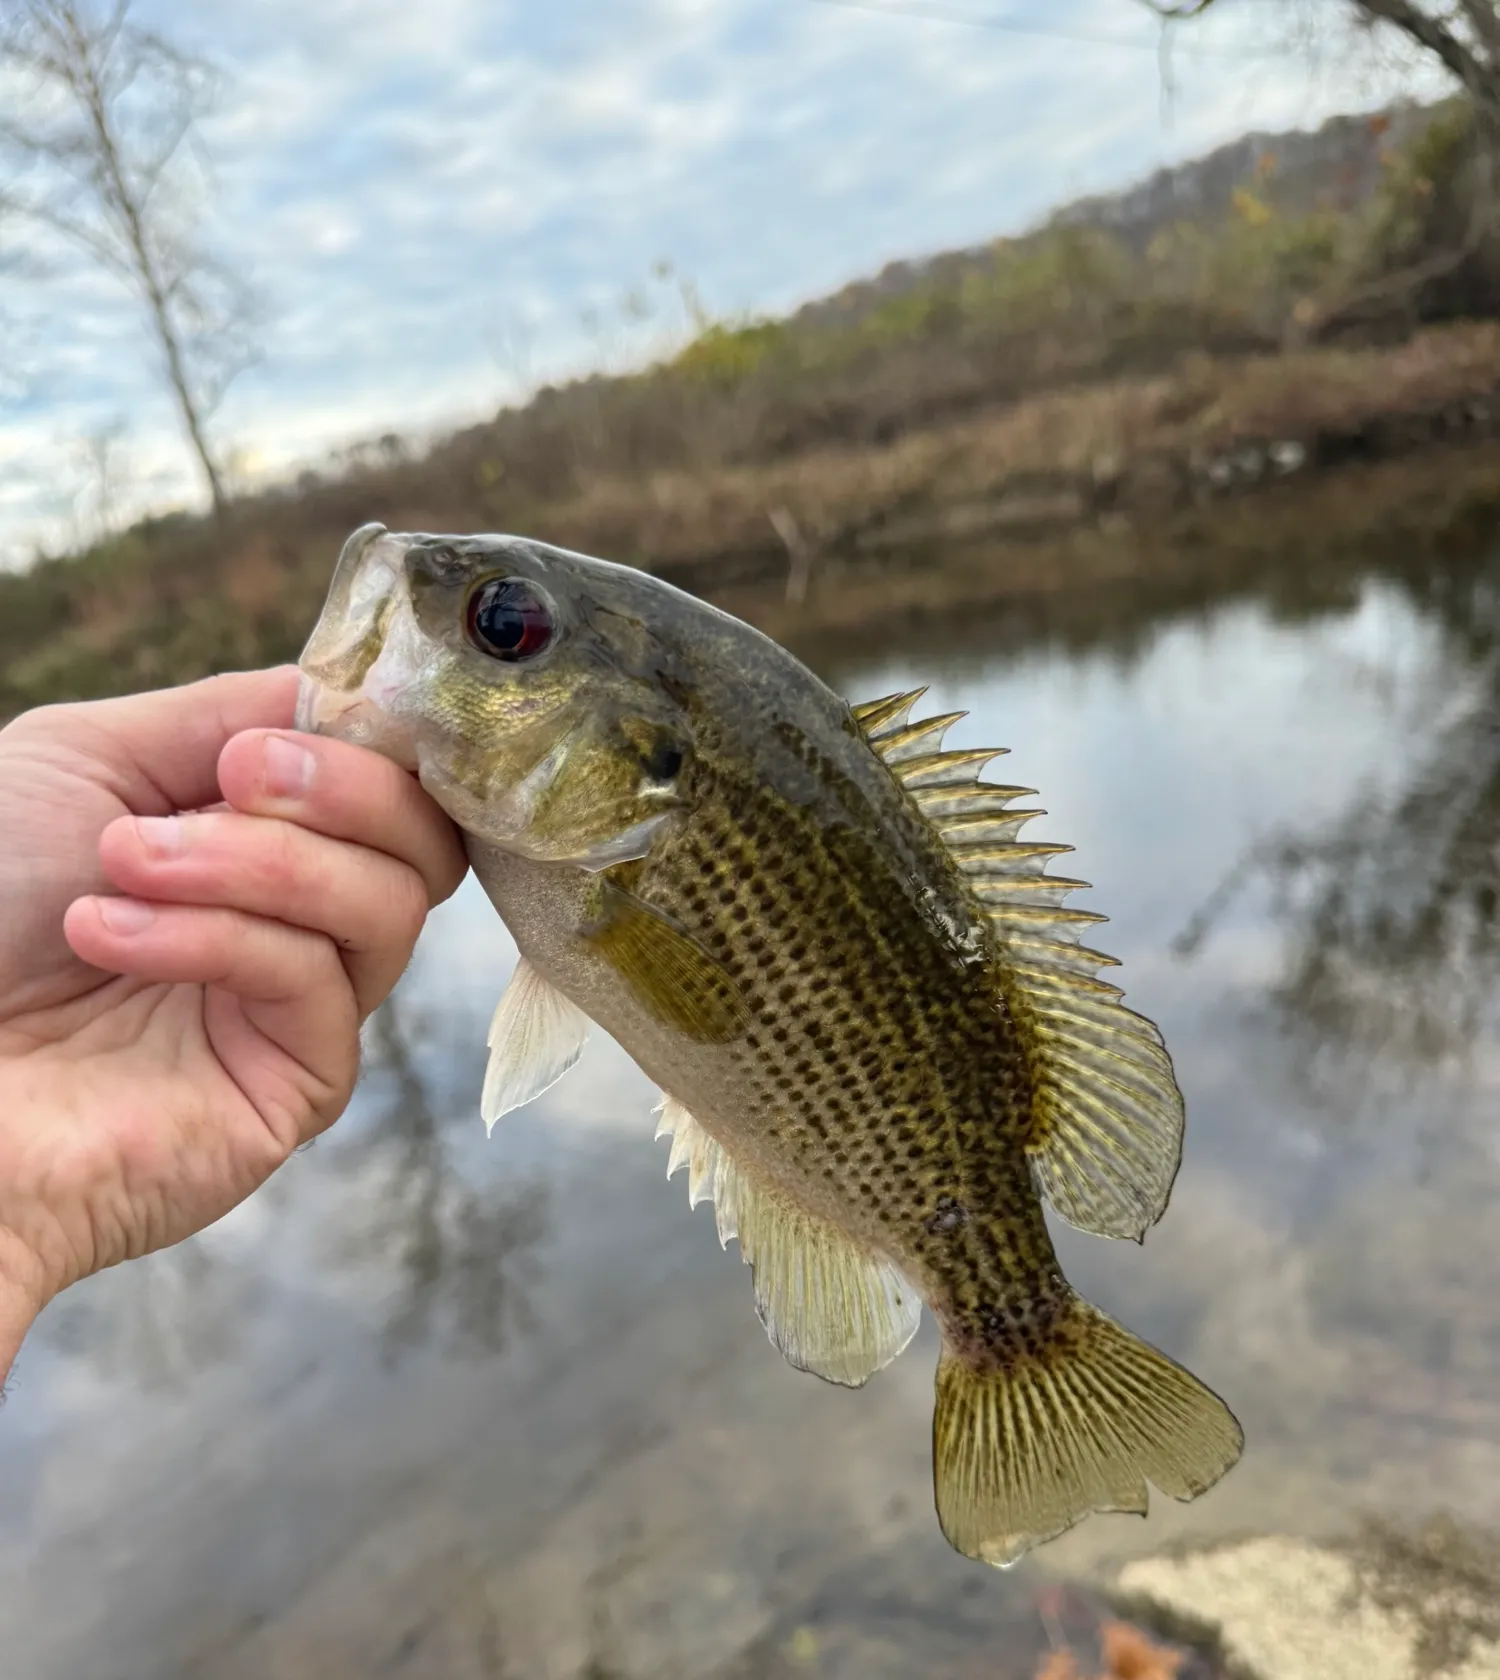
[{"left": 0, "top": 668, "right": 467, "bottom": 1380}]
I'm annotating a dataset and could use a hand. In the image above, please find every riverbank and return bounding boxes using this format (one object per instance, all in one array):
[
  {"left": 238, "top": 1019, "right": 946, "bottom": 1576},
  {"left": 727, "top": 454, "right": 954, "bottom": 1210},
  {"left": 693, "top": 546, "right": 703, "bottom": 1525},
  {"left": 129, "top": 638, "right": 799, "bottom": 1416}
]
[{"left": 4, "top": 322, "right": 1500, "bottom": 723}]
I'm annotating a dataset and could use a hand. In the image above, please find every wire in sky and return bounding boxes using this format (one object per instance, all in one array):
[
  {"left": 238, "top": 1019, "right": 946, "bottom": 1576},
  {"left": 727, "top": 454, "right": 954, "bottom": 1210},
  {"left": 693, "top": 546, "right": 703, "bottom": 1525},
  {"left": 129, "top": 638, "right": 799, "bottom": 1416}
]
[{"left": 804, "top": 0, "right": 1284, "bottom": 59}]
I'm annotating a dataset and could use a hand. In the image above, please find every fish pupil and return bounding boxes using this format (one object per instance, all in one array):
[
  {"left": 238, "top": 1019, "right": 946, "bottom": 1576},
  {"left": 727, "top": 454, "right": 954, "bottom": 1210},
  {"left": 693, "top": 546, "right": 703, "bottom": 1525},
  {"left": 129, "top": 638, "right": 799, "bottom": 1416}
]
[
  {"left": 466, "top": 577, "right": 554, "bottom": 662},
  {"left": 642, "top": 741, "right": 684, "bottom": 783}
]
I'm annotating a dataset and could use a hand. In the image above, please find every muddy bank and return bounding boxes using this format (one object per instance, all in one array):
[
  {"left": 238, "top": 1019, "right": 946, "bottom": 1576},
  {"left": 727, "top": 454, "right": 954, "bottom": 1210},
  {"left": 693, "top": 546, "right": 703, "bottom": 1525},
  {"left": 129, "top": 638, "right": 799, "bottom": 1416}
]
[
  {"left": 6, "top": 426, "right": 1500, "bottom": 731},
  {"left": 715, "top": 439, "right": 1500, "bottom": 664},
  {"left": 5, "top": 327, "right": 1500, "bottom": 721},
  {"left": 644, "top": 332, "right": 1500, "bottom": 620}
]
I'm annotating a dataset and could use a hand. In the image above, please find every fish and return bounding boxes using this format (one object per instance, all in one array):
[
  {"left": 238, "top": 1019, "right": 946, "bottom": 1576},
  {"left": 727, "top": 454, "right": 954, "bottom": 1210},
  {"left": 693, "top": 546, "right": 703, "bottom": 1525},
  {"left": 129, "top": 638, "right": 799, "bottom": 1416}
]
[{"left": 295, "top": 521, "right": 1243, "bottom": 1568}]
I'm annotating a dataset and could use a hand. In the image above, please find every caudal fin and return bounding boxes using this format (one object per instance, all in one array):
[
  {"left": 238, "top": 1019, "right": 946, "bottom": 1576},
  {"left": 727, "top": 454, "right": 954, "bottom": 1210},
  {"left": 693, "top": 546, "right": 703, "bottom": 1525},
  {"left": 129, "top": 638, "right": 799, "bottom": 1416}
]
[{"left": 932, "top": 1295, "right": 1242, "bottom": 1568}]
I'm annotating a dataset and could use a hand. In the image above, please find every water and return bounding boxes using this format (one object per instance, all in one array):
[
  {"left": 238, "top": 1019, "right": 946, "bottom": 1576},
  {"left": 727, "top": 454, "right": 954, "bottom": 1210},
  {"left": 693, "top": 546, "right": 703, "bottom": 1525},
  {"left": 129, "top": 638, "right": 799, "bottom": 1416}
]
[{"left": 5, "top": 540, "right": 1500, "bottom": 1679}]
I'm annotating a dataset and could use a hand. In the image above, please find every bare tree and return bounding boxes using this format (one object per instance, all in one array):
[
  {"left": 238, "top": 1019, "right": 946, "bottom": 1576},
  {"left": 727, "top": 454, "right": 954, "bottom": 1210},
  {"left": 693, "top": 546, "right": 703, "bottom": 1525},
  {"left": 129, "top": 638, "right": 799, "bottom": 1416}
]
[
  {"left": 1137, "top": 1, "right": 1500, "bottom": 335},
  {"left": 69, "top": 416, "right": 126, "bottom": 542},
  {"left": 0, "top": 0, "right": 258, "bottom": 516},
  {"left": 1138, "top": 1, "right": 1500, "bottom": 124}
]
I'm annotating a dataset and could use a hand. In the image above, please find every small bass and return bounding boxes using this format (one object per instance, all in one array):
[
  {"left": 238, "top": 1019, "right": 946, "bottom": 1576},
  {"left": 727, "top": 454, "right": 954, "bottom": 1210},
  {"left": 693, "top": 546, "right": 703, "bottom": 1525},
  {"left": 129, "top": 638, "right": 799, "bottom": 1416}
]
[{"left": 297, "top": 523, "right": 1242, "bottom": 1567}]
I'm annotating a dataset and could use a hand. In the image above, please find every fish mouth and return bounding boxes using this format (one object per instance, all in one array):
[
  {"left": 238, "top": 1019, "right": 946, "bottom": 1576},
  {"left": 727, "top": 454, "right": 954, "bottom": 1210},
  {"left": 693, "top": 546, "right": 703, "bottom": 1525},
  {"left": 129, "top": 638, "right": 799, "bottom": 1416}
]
[{"left": 294, "top": 671, "right": 421, "bottom": 774}]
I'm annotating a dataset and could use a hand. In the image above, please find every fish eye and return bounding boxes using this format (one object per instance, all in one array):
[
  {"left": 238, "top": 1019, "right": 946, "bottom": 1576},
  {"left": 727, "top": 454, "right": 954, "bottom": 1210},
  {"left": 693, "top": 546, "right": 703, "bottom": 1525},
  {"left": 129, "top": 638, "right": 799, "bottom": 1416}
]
[{"left": 465, "top": 577, "right": 555, "bottom": 662}]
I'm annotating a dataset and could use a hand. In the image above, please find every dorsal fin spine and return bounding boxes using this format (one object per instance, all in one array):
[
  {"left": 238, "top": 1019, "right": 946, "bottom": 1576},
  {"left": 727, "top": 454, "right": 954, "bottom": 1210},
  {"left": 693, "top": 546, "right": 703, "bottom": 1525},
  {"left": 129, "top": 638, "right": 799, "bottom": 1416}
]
[{"left": 852, "top": 691, "right": 1188, "bottom": 1242}]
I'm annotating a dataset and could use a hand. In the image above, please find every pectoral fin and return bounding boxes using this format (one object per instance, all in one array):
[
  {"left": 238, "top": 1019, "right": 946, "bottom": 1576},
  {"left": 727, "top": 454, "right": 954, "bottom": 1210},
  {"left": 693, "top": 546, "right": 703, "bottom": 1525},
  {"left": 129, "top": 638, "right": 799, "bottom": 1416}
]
[
  {"left": 481, "top": 956, "right": 592, "bottom": 1131},
  {"left": 586, "top": 882, "right": 748, "bottom": 1044}
]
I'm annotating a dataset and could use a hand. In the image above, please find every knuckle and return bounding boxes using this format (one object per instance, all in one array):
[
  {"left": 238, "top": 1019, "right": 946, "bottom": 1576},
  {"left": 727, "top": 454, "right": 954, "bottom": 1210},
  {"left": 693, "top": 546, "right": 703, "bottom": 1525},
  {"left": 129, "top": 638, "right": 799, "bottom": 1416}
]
[
  {"left": 1, "top": 702, "right": 63, "bottom": 743},
  {"left": 250, "top": 820, "right": 308, "bottom": 897},
  {"left": 389, "top": 868, "right": 430, "bottom": 944}
]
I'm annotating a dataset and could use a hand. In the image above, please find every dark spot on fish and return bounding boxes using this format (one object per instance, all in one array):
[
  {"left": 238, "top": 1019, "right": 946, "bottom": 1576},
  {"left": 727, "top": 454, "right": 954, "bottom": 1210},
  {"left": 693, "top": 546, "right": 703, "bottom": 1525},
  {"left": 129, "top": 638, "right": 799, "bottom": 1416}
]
[{"left": 926, "top": 1196, "right": 970, "bottom": 1236}]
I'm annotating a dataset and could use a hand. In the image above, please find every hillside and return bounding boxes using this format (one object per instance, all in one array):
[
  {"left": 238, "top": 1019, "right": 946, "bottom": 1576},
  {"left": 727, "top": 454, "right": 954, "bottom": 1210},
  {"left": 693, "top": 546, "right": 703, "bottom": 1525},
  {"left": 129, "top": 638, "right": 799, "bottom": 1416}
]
[
  {"left": 3, "top": 95, "right": 1500, "bottom": 720},
  {"left": 793, "top": 100, "right": 1440, "bottom": 335}
]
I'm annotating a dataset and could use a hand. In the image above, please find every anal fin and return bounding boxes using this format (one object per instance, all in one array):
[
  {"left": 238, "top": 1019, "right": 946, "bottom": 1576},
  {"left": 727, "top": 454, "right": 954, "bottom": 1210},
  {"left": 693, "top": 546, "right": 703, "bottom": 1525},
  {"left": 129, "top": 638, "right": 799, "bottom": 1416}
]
[
  {"left": 656, "top": 1097, "right": 921, "bottom": 1387},
  {"left": 481, "top": 955, "right": 592, "bottom": 1131}
]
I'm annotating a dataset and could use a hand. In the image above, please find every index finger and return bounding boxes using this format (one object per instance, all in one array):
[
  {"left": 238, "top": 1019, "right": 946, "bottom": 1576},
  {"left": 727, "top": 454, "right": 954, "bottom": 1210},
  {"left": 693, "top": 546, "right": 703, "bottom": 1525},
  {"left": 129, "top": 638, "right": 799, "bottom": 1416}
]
[
  {"left": 14, "top": 668, "right": 301, "bottom": 816},
  {"left": 217, "top": 728, "right": 469, "bottom": 907}
]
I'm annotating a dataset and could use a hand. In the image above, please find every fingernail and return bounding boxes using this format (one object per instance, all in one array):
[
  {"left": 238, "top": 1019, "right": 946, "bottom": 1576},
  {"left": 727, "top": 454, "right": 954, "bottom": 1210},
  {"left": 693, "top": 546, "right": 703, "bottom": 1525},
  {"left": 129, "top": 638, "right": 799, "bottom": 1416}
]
[
  {"left": 265, "top": 734, "right": 315, "bottom": 799},
  {"left": 98, "top": 898, "right": 155, "bottom": 935},
  {"left": 134, "top": 815, "right": 185, "bottom": 858}
]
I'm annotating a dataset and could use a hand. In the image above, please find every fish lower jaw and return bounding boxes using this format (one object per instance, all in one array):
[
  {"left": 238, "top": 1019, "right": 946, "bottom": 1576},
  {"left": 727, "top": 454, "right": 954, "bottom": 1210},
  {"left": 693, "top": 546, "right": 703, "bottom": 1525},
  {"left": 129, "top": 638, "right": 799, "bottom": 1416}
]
[{"left": 293, "top": 673, "right": 421, "bottom": 772}]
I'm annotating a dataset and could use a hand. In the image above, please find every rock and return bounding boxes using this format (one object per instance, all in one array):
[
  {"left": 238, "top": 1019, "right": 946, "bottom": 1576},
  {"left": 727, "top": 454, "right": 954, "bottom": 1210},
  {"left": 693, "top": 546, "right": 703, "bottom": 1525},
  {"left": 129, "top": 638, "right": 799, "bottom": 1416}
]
[{"left": 1114, "top": 1524, "right": 1500, "bottom": 1680}]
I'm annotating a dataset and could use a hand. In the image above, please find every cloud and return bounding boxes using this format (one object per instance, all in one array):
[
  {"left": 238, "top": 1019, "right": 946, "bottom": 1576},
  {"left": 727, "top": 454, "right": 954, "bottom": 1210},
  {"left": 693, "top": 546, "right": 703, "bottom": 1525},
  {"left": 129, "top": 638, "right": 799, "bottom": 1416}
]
[{"left": 0, "top": 0, "right": 1442, "bottom": 562}]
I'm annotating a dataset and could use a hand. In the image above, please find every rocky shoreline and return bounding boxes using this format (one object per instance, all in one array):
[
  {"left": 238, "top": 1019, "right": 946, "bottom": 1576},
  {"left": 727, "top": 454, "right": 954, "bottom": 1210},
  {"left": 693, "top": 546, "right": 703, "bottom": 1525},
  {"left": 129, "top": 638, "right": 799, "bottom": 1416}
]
[{"left": 1111, "top": 1521, "right": 1500, "bottom": 1680}]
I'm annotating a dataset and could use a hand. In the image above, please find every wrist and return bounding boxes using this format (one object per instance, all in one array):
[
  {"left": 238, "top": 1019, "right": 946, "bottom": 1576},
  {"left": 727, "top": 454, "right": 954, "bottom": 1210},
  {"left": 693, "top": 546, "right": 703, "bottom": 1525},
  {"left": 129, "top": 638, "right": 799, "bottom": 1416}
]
[{"left": 0, "top": 1227, "right": 48, "bottom": 1388}]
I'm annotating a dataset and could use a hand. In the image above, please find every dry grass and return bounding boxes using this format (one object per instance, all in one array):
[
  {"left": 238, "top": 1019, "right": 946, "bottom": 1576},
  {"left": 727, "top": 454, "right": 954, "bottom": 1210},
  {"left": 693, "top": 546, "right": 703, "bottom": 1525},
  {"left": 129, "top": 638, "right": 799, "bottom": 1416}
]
[
  {"left": 4, "top": 97, "right": 1500, "bottom": 719},
  {"left": 457, "top": 320, "right": 1500, "bottom": 573}
]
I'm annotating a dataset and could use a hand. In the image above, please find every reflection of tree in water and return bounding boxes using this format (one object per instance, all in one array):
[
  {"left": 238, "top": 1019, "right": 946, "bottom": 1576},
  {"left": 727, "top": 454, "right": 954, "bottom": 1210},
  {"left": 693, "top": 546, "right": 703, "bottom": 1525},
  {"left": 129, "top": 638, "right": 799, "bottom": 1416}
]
[
  {"left": 1176, "top": 545, "right": 1500, "bottom": 1088},
  {"left": 42, "top": 989, "right": 548, "bottom": 1388},
  {"left": 350, "top": 992, "right": 549, "bottom": 1365},
  {"left": 39, "top": 1234, "right": 254, "bottom": 1392}
]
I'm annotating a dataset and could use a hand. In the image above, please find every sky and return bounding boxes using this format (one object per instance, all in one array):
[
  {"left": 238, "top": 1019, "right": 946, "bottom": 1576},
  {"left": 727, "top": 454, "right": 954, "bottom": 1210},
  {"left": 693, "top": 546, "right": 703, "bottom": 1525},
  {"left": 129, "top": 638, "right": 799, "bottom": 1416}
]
[{"left": 0, "top": 0, "right": 1446, "bottom": 563}]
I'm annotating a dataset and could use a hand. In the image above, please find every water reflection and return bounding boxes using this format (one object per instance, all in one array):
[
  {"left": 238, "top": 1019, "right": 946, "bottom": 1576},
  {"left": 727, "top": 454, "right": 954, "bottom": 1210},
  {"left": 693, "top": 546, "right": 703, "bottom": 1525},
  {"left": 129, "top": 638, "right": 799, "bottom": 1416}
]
[
  {"left": 348, "top": 995, "right": 548, "bottom": 1365},
  {"left": 9, "top": 530, "right": 1500, "bottom": 1678},
  {"left": 38, "top": 1236, "right": 254, "bottom": 1394},
  {"left": 1176, "top": 542, "right": 1500, "bottom": 1092},
  {"left": 33, "top": 991, "right": 549, "bottom": 1397}
]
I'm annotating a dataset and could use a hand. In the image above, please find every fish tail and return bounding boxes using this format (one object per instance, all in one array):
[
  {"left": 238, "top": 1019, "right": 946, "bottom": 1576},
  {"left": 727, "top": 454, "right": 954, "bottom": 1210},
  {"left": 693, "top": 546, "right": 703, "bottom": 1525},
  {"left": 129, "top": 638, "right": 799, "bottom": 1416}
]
[{"left": 931, "top": 1292, "right": 1242, "bottom": 1568}]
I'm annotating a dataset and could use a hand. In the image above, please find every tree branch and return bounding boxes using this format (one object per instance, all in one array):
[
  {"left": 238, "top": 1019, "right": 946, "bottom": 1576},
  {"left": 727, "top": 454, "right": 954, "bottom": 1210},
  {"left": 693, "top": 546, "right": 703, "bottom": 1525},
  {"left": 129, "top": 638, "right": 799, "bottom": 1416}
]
[
  {"left": 1456, "top": 0, "right": 1500, "bottom": 62},
  {"left": 0, "top": 0, "right": 247, "bottom": 516},
  {"left": 1359, "top": 0, "right": 1500, "bottom": 103}
]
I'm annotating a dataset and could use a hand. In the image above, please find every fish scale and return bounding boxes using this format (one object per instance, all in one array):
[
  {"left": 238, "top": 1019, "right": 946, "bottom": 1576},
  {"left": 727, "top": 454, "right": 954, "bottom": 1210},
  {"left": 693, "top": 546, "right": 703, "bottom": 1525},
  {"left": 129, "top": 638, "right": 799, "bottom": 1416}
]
[
  {"left": 644, "top": 742, "right": 1037, "bottom": 1288},
  {"left": 297, "top": 522, "right": 1244, "bottom": 1571}
]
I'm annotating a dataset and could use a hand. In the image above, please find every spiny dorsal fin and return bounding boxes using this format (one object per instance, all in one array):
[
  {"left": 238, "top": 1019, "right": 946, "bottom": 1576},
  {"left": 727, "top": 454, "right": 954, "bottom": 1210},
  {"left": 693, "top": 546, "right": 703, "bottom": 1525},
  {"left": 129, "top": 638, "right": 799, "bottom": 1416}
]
[
  {"left": 850, "top": 687, "right": 926, "bottom": 733},
  {"left": 655, "top": 1096, "right": 921, "bottom": 1386},
  {"left": 853, "top": 692, "right": 1186, "bottom": 1242}
]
